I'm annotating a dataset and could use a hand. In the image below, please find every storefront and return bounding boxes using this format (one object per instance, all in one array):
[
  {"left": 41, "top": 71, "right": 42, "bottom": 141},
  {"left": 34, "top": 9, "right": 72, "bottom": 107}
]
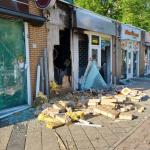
[
  {"left": 42, "top": 0, "right": 73, "bottom": 90},
  {"left": 144, "top": 32, "right": 150, "bottom": 75},
  {"left": 0, "top": 0, "right": 45, "bottom": 113},
  {"left": 72, "top": 7, "right": 116, "bottom": 88},
  {"left": 120, "top": 24, "right": 141, "bottom": 79}
]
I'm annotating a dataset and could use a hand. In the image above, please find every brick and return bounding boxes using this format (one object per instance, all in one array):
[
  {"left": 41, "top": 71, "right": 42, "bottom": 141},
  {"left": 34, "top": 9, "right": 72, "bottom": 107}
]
[
  {"left": 119, "top": 112, "right": 133, "bottom": 120},
  {"left": 94, "top": 106, "right": 120, "bottom": 119},
  {"left": 101, "top": 96, "right": 117, "bottom": 107}
]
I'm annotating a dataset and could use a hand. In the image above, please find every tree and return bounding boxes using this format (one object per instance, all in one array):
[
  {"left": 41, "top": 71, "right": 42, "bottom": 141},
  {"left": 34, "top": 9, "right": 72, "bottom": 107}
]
[
  {"left": 74, "top": 0, "right": 123, "bottom": 20},
  {"left": 74, "top": 0, "right": 150, "bottom": 31},
  {"left": 121, "top": 0, "right": 150, "bottom": 31}
]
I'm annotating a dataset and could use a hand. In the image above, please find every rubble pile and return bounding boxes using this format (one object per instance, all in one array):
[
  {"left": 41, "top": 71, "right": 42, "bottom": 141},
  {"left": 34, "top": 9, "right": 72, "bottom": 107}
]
[{"left": 37, "top": 87, "right": 147, "bottom": 129}]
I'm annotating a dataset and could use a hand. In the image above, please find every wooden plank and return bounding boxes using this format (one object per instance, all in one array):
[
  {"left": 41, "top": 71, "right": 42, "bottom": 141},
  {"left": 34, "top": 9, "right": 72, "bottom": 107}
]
[
  {"left": 0, "top": 125, "right": 13, "bottom": 150},
  {"left": 7, "top": 122, "right": 27, "bottom": 150},
  {"left": 44, "top": 48, "right": 50, "bottom": 98},
  {"left": 40, "top": 57, "right": 45, "bottom": 93},
  {"left": 25, "top": 120, "right": 42, "bottom": 150},
  {"left": 36, "top": 65, "right": 41, "bottom": 97},
  {"left": 41, "top": 124, "right": 60, "bottom": 150}
]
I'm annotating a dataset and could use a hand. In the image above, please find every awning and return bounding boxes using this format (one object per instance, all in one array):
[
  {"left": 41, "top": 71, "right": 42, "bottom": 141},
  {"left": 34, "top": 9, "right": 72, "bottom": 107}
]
[
  {"left": 0, "top": 7, "right": 46, "bottom": 26},
  {"left": 73, "top": 8, "right": 116, "bottom": 36}
]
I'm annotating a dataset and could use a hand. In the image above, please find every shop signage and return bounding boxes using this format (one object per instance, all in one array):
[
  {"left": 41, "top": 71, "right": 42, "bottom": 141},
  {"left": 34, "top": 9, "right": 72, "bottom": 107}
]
[
  {"left": 0, "top": 0, "right": 28, "bottom": 13},
  {"left": 91, "top": 35, "right": 99, "bottom": 45},
  {"left": 121, "top": 24, "right": 141, "bottom": 41},
  {"left": 145, "top": 32, "right": 150, "bottom": 43},
  {"left": 35, "top": 0, "right": 56, "bottom": 9}
]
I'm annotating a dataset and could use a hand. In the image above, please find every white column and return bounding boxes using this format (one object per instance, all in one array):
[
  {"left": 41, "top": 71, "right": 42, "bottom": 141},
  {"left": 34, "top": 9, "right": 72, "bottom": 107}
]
[
  {"left": 71, "top": 31, "right": 79, "bottom": 90},
  {"left": 24, "top": 22, "right": 32, "bottom": 106}
]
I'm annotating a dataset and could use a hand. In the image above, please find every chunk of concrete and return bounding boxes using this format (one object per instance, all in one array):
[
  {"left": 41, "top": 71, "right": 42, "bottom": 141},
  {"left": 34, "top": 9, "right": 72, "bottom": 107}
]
[
  {"left": 119, "top": 112, "right": 133, "bottom": 120},
  {"left": 94, "top": 106, "right": 120, "bottom": 119}
]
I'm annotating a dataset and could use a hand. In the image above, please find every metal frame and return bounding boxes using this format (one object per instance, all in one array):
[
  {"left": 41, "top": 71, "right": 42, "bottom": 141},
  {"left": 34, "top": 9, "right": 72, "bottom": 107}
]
[{"left": 25, "top": 22, "right": 32, "bottom": 106}]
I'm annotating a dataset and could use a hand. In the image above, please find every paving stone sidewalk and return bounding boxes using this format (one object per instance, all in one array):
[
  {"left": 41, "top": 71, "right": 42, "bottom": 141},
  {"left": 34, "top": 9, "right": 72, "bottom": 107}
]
[
  {"left": 112, "top": 117, "right": 150, "bottom": 150},
  {"left": 0, "top": 79, "right": 150, "bottom": 150}
]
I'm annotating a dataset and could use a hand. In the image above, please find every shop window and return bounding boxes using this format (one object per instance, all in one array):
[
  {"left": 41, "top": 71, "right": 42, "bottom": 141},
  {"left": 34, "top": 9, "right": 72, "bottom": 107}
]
[
  {"left": 0, "top": 18, "right": 27, "bottom": 110},
  {"left": 92, "top": 49, "right": 98, "bottom": 63}
]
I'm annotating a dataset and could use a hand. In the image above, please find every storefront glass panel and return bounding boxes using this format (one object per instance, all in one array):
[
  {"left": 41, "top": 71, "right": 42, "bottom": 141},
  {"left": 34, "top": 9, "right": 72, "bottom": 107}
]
[{"left": 0, "top": 18, "right": 27, "bottom": 110}]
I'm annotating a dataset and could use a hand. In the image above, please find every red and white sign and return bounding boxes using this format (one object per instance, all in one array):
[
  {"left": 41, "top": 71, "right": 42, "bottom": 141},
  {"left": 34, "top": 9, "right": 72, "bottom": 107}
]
[
  {"left": 121, "top": 24, "right": 141, "bottom": 41},
  {"left": 145, "top": 32, "right": 150, "bottom": 43},
  {"left": 35, "top": 0, "right": 56, "bottom": 9}
]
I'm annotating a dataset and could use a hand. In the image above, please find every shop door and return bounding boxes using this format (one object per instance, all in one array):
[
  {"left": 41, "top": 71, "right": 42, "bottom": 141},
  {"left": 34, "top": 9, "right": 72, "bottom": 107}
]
[
  {"left": 0, "top": 19, "right": 27, "bottom": 111},
  {"left": 127, "top": 51, "right": 133, "bottom": 79}
]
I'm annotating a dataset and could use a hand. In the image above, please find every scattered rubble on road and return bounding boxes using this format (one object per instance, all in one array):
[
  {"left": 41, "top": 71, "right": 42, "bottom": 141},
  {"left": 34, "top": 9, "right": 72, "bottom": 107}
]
[{"left": 36, "top": 87, "right": 148, "bottom": 129}]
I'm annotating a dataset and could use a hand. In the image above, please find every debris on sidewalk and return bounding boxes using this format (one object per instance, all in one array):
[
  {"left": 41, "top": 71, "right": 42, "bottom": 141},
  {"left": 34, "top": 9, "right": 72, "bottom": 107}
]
[
  {"left": 36, "top": 86, "right": 148, "bottom": 129},
  {"left": 101, "top": 96, "right": 117, "bottom": 107},
  {"left": 138, "top": 107, "right": 145, "bottom": 113},
  {"left": 119, "top": 112, "right": 134, "bottom": 120},
  {"left": 88, "top": 98, "right": 100, "bottom": 106},
  {"left": 75, "top": 119, "right": 103, "bottom": 128}
]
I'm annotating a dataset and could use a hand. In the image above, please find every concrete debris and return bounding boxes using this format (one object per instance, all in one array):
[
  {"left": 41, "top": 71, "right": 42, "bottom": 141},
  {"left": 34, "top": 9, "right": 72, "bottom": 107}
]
[
  {"left": 138, "top": 107, "right": 145, "bottom": 113},
  {"left": 37, "top": 87, "right": 147, "bottom": 129},
  {"left": 121, "top": 87, "right": 131, "bottom": 96},
  {"left": 94, "top": 106, "right": 120, "bottom": 119},
  {"left": 120, "top": 105, "right": 134, "bottom": 112},
  {"left": 101, "top": 96, "right": 117, "bottom": 107},
  {"left": 42, "top": 107, "right": 60, "bottom": 117},
  {"left": 114, "top": 94, "right": 126, "bottom": 102},
  {"left": 120, "top": 107, "right": 128, "bottom": 112},
  {"left": 119, "top": 112, "right": 133, "bottom": 120},
  {"left": 52, "top": 103, "right": 66, "bottom": 113},
  {"left": 88, "top": 98, "right": 100, "bottom": 106}
]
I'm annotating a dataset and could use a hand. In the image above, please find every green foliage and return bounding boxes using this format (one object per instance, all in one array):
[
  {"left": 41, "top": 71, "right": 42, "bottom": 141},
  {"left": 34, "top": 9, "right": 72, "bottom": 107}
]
[
  {"left": 74, "top": 0, "right": 150, "bottom": 31},
  {"left": 75, "top": 0, "right": 123, "bottom": 20},
  {"left": 122, "top": 0, "right": 150, "bottom": 31}
]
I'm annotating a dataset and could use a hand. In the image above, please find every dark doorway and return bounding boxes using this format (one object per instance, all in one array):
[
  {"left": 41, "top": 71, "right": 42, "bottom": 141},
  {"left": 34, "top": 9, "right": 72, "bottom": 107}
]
[
  {"left": 101, "top": 40, "right": 111, "bottom": 83},
  {"left": 53, "top": 29, "right": 71, "bottom": 88}
]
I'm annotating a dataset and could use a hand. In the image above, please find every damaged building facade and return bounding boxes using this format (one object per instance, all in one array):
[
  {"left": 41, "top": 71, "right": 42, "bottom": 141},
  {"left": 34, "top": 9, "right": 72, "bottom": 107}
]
[
  {"left": 71, "top": 7, "right": 117, "bottom": 89},
  {"left": 46, "top": 0, "right": 73, "bottom": 91}
]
